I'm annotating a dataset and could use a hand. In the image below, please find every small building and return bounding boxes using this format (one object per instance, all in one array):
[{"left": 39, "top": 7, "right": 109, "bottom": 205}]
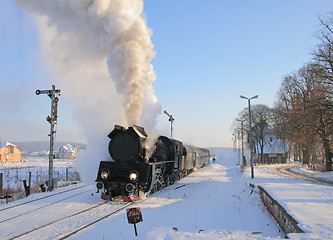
[
  {"left": 0, "top": 141, "right": 23, "bottom": 163},
  {"left": 255, "top": 138, "right": 288, "bottom": 165},
  {"left": 54, "top": 144, "right": 80, "bottom": 159}
]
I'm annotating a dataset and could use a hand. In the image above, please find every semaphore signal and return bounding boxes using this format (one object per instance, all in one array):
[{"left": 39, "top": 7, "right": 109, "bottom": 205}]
[{"left": 36, "top": 85, "right": 61, "bottom": 191}]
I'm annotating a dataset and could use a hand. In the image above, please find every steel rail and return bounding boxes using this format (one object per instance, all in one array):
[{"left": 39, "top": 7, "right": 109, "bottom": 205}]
[
  {"left": 55, "top": 202, "right": 135, "bottom": 240},
  {"left": 275, "top": 165, "right": 333, "bottom": 186},
  {"left": 0, "top": 188, "right": 92, "bottom": 224},
  {"left": 0, "top": 184, "right": 87, "bottom": 212},
  {"left": 8, "top": 201, "right": 110, "bottom": 240}
]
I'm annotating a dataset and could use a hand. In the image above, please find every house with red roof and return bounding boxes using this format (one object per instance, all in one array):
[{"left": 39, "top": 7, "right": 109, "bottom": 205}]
[{"left": 0, "top": 141, "right": 23, "bottom": 163}]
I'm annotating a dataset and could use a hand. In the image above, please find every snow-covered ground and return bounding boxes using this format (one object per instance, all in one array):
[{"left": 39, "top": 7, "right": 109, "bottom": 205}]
[
  {"left": 1, "top": 148, "right": 332, "bottom": 240},
  {"left": 0, "top": 157, "right": 78, "bottom": 187},
  {"left": 69, "top": 149, "right": 331, "bottom": 240},
  {"left": 247, "top": 163, "right": 333, "bottom": 240},
  {"left": 0, "top": 157, "right": 79, "bottom": 201},
  {"left": 291, "top": 164, "right": 333, "bottom": 182},
  {"left": 71, "top": 148, "right": 284, "bottom": 240}
]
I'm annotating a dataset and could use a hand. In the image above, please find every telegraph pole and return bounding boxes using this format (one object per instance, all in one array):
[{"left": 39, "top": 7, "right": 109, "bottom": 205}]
[
  {"left": 163, "top": 110, "right": 174, "bottom": 138},
  {"left": 237, "top": 130, "right": 240, "bottom": 166},
  {"left": 237, "top": 119, "right": 246, "bottom": 166},
  {"left": 36, "top": 85, "right": 61, "bottom": 191}
]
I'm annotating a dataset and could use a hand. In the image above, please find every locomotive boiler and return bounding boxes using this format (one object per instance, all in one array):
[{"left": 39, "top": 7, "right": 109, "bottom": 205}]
[{"left": 95, "top": 125, "right": 210, "bottom": 201}]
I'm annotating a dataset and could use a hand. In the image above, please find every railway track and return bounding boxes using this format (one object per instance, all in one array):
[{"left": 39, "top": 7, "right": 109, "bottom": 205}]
[
  {"left": 8, "top": 201, "right": 134, "bottom": 240},
  {"left": 0, "top": 183, "right": 87, "bottom": 212},
  {"left": 0, "top": 183, "right": 136, "bottom": 240},
  {"left": 275, "top": 165, "right": 333, "bottom": 186},
  {"left": 55, "top": 202, "right": 134, "bottom": 240},
  {"left": 0, "top": 187, "right": 92, "bottom": 224}
]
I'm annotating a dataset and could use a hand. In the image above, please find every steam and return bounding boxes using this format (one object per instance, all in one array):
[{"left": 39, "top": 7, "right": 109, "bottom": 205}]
[
  {"left": 144, "top": 130, "right": 159, "bottom": 159},
  {"left": 15, "top": 0, "right": 161, "bottom": 182}
]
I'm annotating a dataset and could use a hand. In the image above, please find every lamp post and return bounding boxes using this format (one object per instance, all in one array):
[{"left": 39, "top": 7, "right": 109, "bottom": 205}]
[
  {"left": 233, "top": 131, "right": 240, "bottom": 166},
  {"left": 237, "top": 119, "right": 245, "bottom": 166},
  {"left": 237, "top": 130, "right": 241, "bottom": 166},
  {"left": 232, "top": 133, "right": 237, "bottom": 162},
  {"left": 237, "top": 130, "right": 240, "bottom": 166},
  {"left": 163, "top": 110, "right": 174, "bottom": 138},
  {"left": 240, "top": 95, "right": 258, "bottom": 179}
]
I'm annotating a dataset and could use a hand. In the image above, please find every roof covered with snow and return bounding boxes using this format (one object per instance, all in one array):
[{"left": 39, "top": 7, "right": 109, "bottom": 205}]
[
  {"left": 0, "top": 141, "right": 18, "bottom": 149},
  {"left": 263, "top": 138, "right": 288, "bottom": 153},
  {"left": 56, "top": 144, "right": 77, "bottom": 153}
]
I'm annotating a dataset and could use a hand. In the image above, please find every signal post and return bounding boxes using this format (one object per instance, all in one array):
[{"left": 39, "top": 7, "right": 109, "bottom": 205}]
[{"left": 36, "top": 85, "right": 61, "bottom": 191}]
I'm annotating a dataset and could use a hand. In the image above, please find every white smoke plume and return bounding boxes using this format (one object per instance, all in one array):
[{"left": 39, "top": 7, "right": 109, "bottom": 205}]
[{"left": 15, "top": 0, "right": 161, "bottom": 182}]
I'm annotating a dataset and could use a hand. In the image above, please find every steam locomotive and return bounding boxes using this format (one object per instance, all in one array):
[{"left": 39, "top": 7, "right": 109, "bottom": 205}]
[{"left": 95, "top": 125, "right": 210, "bottom": 201}]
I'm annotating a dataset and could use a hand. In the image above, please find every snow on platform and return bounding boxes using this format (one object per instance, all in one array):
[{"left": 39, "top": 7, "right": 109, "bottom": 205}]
[{"left": 245, "top": 162, "right": 333, "bottom": 239}]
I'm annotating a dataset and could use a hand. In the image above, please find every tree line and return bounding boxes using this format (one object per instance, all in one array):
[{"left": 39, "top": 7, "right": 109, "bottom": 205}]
[{"left": 232, "top": 13, "right": 333, "bottom": 171}]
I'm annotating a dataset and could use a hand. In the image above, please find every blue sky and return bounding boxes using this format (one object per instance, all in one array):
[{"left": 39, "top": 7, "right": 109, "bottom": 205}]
[{"left": 0, "top": 0, "right": 332, "bottom": 147}]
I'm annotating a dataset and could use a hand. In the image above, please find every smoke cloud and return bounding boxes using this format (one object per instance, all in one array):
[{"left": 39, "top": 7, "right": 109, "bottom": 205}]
[{"left": 15, "top": 0, "right": 161, "bottom": 182}]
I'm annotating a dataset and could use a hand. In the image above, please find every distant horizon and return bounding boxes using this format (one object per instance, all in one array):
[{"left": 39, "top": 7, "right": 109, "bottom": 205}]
[
  {"left": 12, "top": 140, "right": 233, "bottom": 149},
  {"left": 1, "top": 140, "right": 87, "bottom": 145}
]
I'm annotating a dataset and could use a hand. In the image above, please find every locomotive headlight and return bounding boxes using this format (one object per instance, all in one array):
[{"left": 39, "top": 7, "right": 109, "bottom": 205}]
[
  {"left": 100, "top": 170, "right": 109, "bottom": 180},
  {"left": 129, "top": 171, "right": 138, "bottom": 181}
]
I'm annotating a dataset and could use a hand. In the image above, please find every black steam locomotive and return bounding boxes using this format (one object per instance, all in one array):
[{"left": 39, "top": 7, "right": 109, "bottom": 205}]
[{"left": 95, "top": 125, "right": 210, "bottom": 201}]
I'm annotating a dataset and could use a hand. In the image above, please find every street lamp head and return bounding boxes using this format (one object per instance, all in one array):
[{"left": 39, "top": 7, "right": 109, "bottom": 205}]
[
  {"left": 250, "top": 95, "right": 259, "bottom": 100},
  {"left": 240, "top": 95, "right": 258, "bottom": 100}
]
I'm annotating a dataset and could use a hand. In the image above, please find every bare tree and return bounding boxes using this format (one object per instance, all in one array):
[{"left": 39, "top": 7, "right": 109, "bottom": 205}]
[
  {"left": 249, "top": 105, "right": 273, "bottom": 164},
  {"left": 312, "top": 13, "right": 333, "bottom": 170},
  {"left": 312, "top": 12, "right": 333, "bottom": 99},
  {"left": 274, "top": 63, "right": 332, "bottom": 170},
  {"left": 232, "top": 104, "right": 274, "bottom": 164}
]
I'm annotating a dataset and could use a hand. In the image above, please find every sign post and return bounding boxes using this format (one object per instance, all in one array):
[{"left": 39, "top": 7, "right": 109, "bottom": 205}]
[{"left": 126, "top": 207, "right": 143, "bottom": 236}]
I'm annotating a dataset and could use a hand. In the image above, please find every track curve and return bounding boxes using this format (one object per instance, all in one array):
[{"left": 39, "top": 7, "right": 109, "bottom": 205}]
[{"left": 275, "top": 164, "right": 333, "bottom": 186}]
